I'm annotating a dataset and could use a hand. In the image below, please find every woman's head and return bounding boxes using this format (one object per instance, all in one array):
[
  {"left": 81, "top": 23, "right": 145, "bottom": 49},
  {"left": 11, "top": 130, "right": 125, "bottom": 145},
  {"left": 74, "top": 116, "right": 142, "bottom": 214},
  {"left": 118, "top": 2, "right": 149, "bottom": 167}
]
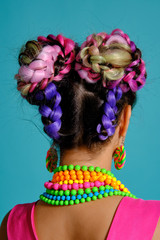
[{"left": 15, "top": 29, "right": 146, "bottom": 156}]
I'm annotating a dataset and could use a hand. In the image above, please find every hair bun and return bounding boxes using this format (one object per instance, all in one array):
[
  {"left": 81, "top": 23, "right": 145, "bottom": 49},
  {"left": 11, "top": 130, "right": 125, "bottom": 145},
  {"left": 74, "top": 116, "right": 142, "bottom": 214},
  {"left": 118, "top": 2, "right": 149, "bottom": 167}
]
[
  {"left": 15, "top": 34, "right": 76, "bottom": 97},
  {"left": 75, "top": 29, "right": 146, "bottom": 92}
]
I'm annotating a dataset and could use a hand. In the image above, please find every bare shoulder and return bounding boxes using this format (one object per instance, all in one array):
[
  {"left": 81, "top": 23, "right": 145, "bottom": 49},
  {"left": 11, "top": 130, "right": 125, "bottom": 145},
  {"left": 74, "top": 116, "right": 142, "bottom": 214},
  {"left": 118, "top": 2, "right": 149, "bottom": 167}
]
[
  {"left": 0, "top": 210, "right": 11, "bottom": 240},
  {"left": 152, "top": 217, "right": 160, "bottom": 240}
]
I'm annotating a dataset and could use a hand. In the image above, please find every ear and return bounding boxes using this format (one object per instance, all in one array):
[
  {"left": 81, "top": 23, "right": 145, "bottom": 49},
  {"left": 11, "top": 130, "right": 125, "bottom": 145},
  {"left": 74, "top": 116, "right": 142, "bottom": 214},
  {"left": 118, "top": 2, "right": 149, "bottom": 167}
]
[{"left": 119, "top": 105, "right": 132, "bottom": 137}]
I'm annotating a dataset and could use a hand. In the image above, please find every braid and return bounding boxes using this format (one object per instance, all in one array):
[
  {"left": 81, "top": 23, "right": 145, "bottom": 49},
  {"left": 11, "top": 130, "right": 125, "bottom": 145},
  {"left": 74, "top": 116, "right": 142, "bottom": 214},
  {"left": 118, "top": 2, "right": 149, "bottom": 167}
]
[{"left": 97, "top": 86, "right": 123, "bottom": 140}]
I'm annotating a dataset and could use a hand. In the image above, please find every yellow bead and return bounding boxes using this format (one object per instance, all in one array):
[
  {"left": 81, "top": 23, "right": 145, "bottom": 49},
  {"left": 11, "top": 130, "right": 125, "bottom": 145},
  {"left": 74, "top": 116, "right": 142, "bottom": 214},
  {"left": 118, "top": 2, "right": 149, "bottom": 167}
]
[
  {"left": 69, "top": 180, "right": 73, "bottom": 184},
  {"left": 84, "top": 180, "right": 89, "bottom": 182},
  {"left": 79, "top": 180, "right": 83, "bottom": 184},
  {"left": 107, "top": 175, "right": 112, "bottom": 180},
  {"left": 74, "top": 180, "right": 79, "bottom": 183},
  {"left": 123, "top": 187, "right": 128, "bottom": 192},
  {"left": 117, "top": 180, "right": 121, "bottom": 185},
  {"left": 64, "top": 180, "right": 68, "bottom": 184},
  {"left": 112, "top": 177, "right": 117, "bottom": 182},
  {"left": 59, "top": 181, "right": 63, "bottom": 185},
  {"left": 103, "top": 176, "right": 107, "bottom": 180},
  {"left": 120, "top": 184, "right": 124, "bottom": 189}
]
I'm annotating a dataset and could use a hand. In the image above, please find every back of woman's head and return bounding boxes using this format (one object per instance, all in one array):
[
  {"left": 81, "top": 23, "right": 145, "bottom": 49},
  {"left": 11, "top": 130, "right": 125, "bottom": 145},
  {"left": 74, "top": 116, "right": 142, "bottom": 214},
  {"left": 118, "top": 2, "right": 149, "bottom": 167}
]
[{"left": 15, "top": 29, "right": 146, "bottom": 154}]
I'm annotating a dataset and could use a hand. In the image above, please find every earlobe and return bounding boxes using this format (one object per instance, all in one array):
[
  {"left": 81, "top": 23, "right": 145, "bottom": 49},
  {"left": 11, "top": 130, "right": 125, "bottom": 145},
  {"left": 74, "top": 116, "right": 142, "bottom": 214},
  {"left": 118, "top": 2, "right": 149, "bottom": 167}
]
[{"left": 120, "top": 105, "right": 132, "bottom": 137}]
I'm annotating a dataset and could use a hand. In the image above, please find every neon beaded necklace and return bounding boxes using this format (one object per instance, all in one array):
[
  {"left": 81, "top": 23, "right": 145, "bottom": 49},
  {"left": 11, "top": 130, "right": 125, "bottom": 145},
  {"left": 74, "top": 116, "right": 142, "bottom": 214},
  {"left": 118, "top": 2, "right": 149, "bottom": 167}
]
[{"left": 40, "top": 164, "right": 137, "bottom": 206}]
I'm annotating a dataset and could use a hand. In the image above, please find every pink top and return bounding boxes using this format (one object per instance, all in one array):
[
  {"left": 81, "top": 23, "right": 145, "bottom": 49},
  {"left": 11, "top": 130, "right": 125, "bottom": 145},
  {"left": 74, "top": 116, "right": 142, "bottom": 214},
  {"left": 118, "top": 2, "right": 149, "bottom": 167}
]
[{"left": 7, "top": 197, "right": 160, "bottom": 240}]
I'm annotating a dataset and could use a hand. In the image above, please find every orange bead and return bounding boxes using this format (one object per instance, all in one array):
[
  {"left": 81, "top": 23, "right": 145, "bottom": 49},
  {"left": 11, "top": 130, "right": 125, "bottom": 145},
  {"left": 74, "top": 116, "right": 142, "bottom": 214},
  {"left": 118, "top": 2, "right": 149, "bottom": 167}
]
[
  {"left": 54, "top": 172, "right": 58, "bottom": 178},
  {"left": 64, "top": 170, "right": 69, "bottom": 175},
  {"left": 71, "top": 174, "right": 76, "bottom": 180},
  {"left": 60, "top": 175, "right": 65, "bottom": 181},
  {"left": 56, "top": 176, "right": 60, "bottom": 182},
  {"left": 84, "top": 171, "right": 90, "bottom": 176},
  {"left": 106, "top": 179, "right": 111, "bottom": 185},
  {"left": 115, "top": 185, "right": 120, "bottom": 190},
  {"left": 84, "top": 174, "right": 90, "bottom": 180},
  {"left": 98, "top": 176, "right": 105, "bottom": 182},
  {"left": 91, "top": 171, "right": 97, "bottom": 177},
  {"left": 77, "top": 170, "right": 83, "bottom": 175},
  {"left": 111, "top": 182, "right": 117, "bottom": 188},
  {"left": 70, "top": 170, "right": 76, "bottom": 175},
  {"left": 97, "top": 172, "right": 103, "bottom": 177},
  {"left": 92, "top": 175, "right": 98, "bottom": 181},
  {"left": 59, "top": 171, "right": 64, "bottom": 176},
  {"left": 78, "top": 175, "right": 83, "bottom": 180},
  {"left": 65, "top": 175, "right": 70, "bottom": 180}
]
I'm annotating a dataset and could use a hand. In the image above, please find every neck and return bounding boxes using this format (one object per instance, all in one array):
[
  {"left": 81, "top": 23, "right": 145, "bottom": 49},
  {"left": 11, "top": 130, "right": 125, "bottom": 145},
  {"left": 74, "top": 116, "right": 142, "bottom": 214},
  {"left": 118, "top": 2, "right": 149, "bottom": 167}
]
[{"left": 60, "top": 144, "right": 114, "bottom": 171}]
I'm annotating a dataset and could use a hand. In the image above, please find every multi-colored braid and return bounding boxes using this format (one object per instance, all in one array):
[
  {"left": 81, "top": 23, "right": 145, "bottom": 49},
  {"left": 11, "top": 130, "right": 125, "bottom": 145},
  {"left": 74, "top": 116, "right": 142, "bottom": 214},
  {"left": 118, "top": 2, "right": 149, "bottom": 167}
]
[
  {"left": 15, "top": 34, "right": 76, "bottom": 140},
  {"left": 97, "top": 86, "right": 123, "bottom": 140}
]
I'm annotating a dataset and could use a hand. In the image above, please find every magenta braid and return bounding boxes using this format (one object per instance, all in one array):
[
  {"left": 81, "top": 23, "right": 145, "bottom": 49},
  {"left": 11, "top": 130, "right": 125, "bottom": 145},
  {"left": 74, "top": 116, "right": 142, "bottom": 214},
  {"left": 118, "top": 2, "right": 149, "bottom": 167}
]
[{"left": 97, "top": 86, "right": 123, "bottom": 140}]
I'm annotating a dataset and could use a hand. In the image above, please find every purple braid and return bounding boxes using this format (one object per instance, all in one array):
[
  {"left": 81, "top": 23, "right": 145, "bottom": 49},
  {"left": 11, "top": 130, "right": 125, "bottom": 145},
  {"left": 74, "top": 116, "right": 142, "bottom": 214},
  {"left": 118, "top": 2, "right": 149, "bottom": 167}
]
[
  {"left": 37, "top": 82, "right": 62, "bottom": 140},
  {"left": 97, "top": 86, "right": 123, "bottom": 140}
]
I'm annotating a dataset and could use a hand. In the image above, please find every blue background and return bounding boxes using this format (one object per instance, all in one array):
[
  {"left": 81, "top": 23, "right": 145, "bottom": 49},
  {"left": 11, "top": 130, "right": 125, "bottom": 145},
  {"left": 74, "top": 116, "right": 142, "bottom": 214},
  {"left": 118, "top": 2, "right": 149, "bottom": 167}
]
[{"left": 1, "top": 0, "right": 160, "bottom": 223}]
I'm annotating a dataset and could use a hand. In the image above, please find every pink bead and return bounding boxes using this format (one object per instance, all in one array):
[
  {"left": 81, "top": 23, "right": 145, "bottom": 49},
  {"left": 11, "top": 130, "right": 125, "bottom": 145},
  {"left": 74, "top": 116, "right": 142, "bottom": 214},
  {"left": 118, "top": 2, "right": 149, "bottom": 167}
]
[
  {"left": 62, "top": 184, "right": 68, "bottom": 191},
  {"left": 79, "top": 183, "right": 83, "bottom": 188},
  {"left": 68, "top": 184, "right": 72, "bottom": 190},
  {"left": 102, "top": 182, "right": 104, "bottom": 186},
  {"left": 47, "top": 182, "right": 53, "bottom": 189},
  {"left": 83, "top": 182, "right": 90, "bottom": 188},
  {"left": 95, "top": 181, "right": 101, "bottom": 188},
  {"left": 53, "top": 183, "right": 59, "bottom": 190},
  {"left": 44, "top": 182, "right": 48, "bottom": 188},
  {"left": 72, "top": 183, "right": 78, "bottom": 190},
  {"left": 90, "top": 182, "right": 94, "bottom": 187}
]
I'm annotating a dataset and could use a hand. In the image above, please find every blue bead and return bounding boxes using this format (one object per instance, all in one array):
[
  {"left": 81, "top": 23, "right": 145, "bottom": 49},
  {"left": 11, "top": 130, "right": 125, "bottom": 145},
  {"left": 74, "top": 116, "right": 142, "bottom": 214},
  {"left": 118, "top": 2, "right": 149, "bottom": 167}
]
[
  {"left": 57, "top": 196, "right": 61, "bottom": 201},
  {"left": 89, "top": 193, "right": 93, "bottom": 198},
  {"left": 105, "top": 189, "right": 109, "bottom": 193},
  {"left": 72, "top": 196, "right": 76, "bottom": 200},
  {"left": 49, "top": 195, "right": 52, "bottom": 199},
  {"left": 61, "top": 196, "right": 65, "bottom": 201},
  {"left": 77, "top": 195, "right": 82, "bottom": 199},
  {"left": 94, "top": 192, "right": 99, "bottom": 196},
  {"left": 44, "top": 192, "right": 47, "bottom": 197},
  {"left": 47, "top": 194, "right": 50, "bottom": 198},
  {"left": 110, "top": 189, "right": 114, "bottom": 192},
  {"left": 53, "top": 196, "right": 56, "bottom": 200},
  {"left": 83, "top": 194, "right": 87, "bottom": 199},
  {"left": 100, "top": 190, "right": 104, "bottom": 195},
  {"left": 66, "top": 196, "right": 70, "bottom": 200}
]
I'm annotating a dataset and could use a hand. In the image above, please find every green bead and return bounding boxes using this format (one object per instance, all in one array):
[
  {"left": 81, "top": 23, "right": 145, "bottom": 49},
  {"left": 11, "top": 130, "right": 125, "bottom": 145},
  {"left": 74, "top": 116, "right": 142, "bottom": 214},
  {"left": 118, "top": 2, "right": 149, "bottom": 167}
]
[
  {"left": 46, "top": 189, "right": 50, "bottom": 194},
  {"left": 101, "top": 168, "right": 107, "bottom": 174},
  {"left": 54, "top": 190, "right": 59, "bottom": 196},
  {"left": 104, "top": 192, "right": 108, "bottom": 198},
  {"left": 99, "top": 186, "right": 105, "bottom": 191},
  {"left": 105, "top": 185, "right": 111, "bottom": 190},
  {"left": 114, "top": 191, "right": 118, "bottom": 195},
  {"left": 75, "top": 199, "right": 80, "bottom": 204},
  {"left": 64, "top": 190, "right": 70, "bottom": 196},
  {"left": 71, "top": 189, "right": 77, "bottom": 196},
  {"left": 62, "top": 165, "right": 68, "bottom": 171},
  {"left": 64, "top": 200, "right": 69, "bottom": 205},
  {"left": 44, "top": 198, "right": 48, "bottom": 203},
  {"left": 58, "top": 166, "right": 62, "bottom": 172},
  {"left": 69, "top": 200, "right": 74, "bottom": 205},
  {"left": 55, "top": 200, "right": 59, "bottom": 205},
  {"left": 110, "top": 173, "right": 114, "bottom": 178},
  {"left": 109, "top": 191, "right": 113, "bottom": 196},
  {"left": 92, "top": 187, "right": 98, "bottom": 193},
  {"left": 95, "top": 167, "right": 101, "bottom": 172},
  {"left": 51, "top": 200, "right": 55, "bottom": 205},
  {"left": 92, "top": 195, "right": 97, "bottom": 201},
  {"left": 122, "top": 192, "right": 125, "bottom": 196},
  {"left": 60, "top": 200, "right": 64, "bottom": 206},
  {"left": 126, "top": 192, "right": 129, "bottom": 196},
  {"left": 48, "top": 199, "right": 51, "bottom": 204},
  {"left": 98, "top": 194, "right": 103, "bottom": 199},
  {"left": 88, "top": 166, "right": 94, "bottom": 172},
  {"left": 53, "top": 168, "right": 57, "bottom": 174},
  {"left": 78, "top": 189, "right": 84, "bottom": 195},
  {"left": 85, "top": 188, "right": 91, "bottom": 194},
  {"left": 59, "top": 166, "right": 63, "bottom": 171},
  {"left": 80, "top": 198, "right": 85, "bottom": 203},
  {"left": 50, "top": 190, "right": 54, "bottom": 195},
  {"left": 86, "top": 197, "right": 91, "bottom": 202},
  {"left": 68, "top": 164, "right": 74, "bottom": 170},
  {"left": 59, "top": 190, "right": 64, "bottom": 196},
  {"left": 75, "top": 165, "right": 81, "bottom": 171},
  {"left": 106, "top": 170, "right": 111, "bottom": 175},
  {"left": 82, "top": 165, "right": 88, "bottom": 171}
]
